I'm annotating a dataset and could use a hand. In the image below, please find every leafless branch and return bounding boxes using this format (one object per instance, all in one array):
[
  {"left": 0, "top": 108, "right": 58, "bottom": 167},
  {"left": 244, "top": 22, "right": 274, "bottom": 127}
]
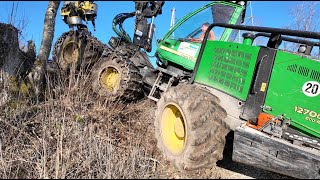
[
  {"left": 6, "top": 2, "right": 30, "bottom": 48},
  {"left": 283, "top": 1, "right": 320, "bottom": 57}
]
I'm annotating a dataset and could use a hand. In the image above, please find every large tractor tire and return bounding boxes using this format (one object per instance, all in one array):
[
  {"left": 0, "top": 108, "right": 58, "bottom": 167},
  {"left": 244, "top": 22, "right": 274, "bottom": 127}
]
[
  {"left": 91, "top": 53, "right": 144, "bottom": 102},
  {"left": 52, "top": 30, "right": 109, "bottom": 74},
  {"left": 155, "top": 84, "right": 230, "bottom": 171},
  {"left": 52, "top": 30, "right": 86, "bottom": 72}
]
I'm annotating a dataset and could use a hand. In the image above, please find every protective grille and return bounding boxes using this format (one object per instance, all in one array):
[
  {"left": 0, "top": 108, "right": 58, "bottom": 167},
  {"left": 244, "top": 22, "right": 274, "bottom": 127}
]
[
  {"left": 298, "top": 66, "right": 310, "bottom": 77},
  {"left": 310, "top": 70, "right": 320, "bottom": 81},
  {"left": 210, "top": 47, "right": 252, "bottom": 93},
  {"left": 287, "top": 64, "right": 298, "bottom": 72},
  {"left": 287, "top": 64, "right": 320, "bottom": 80}
]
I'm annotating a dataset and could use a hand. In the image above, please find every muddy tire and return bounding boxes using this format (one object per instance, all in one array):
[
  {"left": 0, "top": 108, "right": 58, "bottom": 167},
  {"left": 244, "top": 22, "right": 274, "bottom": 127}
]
[
  {"left": 91, "top": 53, "right": 144, "bottom": 102},
  {"left": 52, "top": 31, "right": 87, "bottom": 72},
  {"left": 52, "top": 30, "right": 107, "bottom": 74},
  {"left": 154, "top": 84, "right": 230, "bottom": 171}
]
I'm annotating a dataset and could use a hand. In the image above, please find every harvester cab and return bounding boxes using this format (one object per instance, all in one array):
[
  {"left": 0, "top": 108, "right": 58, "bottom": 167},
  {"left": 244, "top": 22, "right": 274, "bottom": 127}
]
[
  {"left": 147, "top": 1, "right": 247, "bottom": 101},
  {"left": 155, "top": 1, "right": 246, "bottom": 71}
]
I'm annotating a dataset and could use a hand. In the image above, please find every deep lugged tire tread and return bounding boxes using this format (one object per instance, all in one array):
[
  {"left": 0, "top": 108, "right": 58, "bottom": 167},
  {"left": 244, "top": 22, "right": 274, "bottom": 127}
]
[
  {"left": 155, "top": 84, "right": 230, "bottom": 171},
  {"left": 91, "top": 53, "right": 143, "bottom": 102},
  {"left": 52, "top": 30, "right": 110, "bottom": 73}
]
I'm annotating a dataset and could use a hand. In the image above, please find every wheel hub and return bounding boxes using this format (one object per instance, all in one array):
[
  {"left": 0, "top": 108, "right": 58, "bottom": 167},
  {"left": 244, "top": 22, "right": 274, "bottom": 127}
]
[
  {"left": 62, "top": 42, "right": 79, "bottom": 64},
  {"left": 174, "top": 116, "right": 185, "bottom": 138},
  {"left": 161, "top": 103, "right": 186, "bottom": 155},
  {"left": 100, "top": 66, "right": 120, "bottom": 92}
]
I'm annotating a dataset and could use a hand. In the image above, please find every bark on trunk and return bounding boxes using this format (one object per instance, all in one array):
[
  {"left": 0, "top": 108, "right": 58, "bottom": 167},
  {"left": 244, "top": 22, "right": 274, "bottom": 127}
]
[
  {"left": 38, "top": 1, "right": 61, "bottom": 90},
  {"left": 0, "top": 23, "right": 36, "bottom": 105},
  {"left": 0, "top": 23, "right": 36, "bottom": 77}
]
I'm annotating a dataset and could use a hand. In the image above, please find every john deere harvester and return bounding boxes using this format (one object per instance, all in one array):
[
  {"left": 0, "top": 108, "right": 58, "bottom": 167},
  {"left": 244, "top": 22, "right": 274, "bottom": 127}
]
[
  {"left": 50, "top": 1, "right": 320, "bottom": 178},
  {"left": 153, "top": 22, "right": 320, "bottom": 178}
]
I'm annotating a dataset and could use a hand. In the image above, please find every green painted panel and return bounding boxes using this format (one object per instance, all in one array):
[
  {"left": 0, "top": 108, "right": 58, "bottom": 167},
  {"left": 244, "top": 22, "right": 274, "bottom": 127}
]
[
  {"left": 264, "top": 51, "right": 320, "bottom": 138},
  {"left": 157, "top": 40, "right": 200, "bottom": 70},
  {"left": 194, "top": 41, "right": 260, "bottom": 101}
]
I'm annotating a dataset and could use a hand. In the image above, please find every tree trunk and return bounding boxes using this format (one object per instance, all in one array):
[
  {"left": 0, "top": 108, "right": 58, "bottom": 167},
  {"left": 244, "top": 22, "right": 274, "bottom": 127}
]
[
  {"left": 38, "top": 1, "right": 61, "bottom": 90},
  {"left": 0, "top": 23, "right": 36, "bottom": 105},
  {"left": 0, "top": 23, "right": 35, "bottom": 77},
  {"left": 0, "top": 23, "right": 20, "bottom": 76}
]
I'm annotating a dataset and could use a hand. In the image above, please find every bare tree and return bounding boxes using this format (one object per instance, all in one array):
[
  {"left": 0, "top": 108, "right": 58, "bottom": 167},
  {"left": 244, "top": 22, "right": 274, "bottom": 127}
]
[
  {"left": 37, "top": 1, "right": 61, "bottom": 91},
  {"left": 5, "top": 2, "right": 30, "bottom": 49},
  {"left": 8, "top": 2, "right": 18, "bottom": 25},
  {"left": 283, "top": 2, "right": 320, "bottom": 54},
  {"left": 289, "top": 2, "right": 320, "bottom": 32}
]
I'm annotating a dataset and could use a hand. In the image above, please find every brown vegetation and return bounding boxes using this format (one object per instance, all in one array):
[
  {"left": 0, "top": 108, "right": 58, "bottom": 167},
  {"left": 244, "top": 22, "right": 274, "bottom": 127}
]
[
  {"left": 0, "top": 68, "right": 159, "bottom": 178},
  {"left": 0, "top": 66, "right": 292, "bottom": 179}
]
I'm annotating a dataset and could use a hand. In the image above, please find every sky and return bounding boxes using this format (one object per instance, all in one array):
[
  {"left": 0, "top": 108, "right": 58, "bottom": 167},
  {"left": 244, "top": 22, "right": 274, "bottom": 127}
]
[{"left": 0, "top": 1, "right": 301, "bottom": 65}]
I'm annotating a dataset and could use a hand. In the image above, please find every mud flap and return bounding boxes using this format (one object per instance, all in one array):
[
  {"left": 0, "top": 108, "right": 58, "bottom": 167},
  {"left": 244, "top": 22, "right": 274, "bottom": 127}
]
[{"left": 232, "top": 126, "right": 320, "bottom": 179}]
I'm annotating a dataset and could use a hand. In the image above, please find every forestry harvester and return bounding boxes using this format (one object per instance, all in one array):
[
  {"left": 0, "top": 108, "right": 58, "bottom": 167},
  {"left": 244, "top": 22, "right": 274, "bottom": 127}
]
[{"left": 51, "top": 1, "right": 320, "bottom": 178}]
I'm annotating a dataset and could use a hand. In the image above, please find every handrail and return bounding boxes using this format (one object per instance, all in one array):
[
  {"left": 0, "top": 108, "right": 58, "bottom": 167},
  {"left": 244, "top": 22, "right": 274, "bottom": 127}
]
[{"left": 190, "top": 23, "right": 320, "bottom": 83}]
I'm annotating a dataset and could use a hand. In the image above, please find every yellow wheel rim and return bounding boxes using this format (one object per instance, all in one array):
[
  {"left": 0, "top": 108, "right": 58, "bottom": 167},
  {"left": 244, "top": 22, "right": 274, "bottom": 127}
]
[
  {"left": 100, "top": 66, "right": 120, "bottom": 92},
  {"left": 161, "top": 103, "right": 186, "bottom": 155},
  {"left": 62, "top": 41, "right": 79, "bottom": 64}
]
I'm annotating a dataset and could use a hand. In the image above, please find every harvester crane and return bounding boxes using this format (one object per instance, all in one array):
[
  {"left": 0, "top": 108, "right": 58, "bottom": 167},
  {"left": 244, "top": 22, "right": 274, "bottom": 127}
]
[
  {"left": 110, "top": 1, "right": 165, "bottom": 52},
  {"left": 89, "top": 1, "right": 166, "bottom": 102}
]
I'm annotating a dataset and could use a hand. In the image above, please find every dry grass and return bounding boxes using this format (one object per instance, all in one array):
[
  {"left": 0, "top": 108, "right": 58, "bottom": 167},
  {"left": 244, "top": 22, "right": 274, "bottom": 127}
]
[
  {"left": 0, "top": 66, "right": 162, "bottom": 179},
  {"left": 0, "top": 64, "right": 291, "bottom": 179}
]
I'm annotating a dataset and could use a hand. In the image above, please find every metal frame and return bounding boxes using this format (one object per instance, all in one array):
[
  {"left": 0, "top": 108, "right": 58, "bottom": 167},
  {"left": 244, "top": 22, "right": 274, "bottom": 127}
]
[
  {"left": 190, "top": 23, "right": 320, "bottom": 83},
  {"left": 252, "top": 32, "right": 320, "bottom": 47}
]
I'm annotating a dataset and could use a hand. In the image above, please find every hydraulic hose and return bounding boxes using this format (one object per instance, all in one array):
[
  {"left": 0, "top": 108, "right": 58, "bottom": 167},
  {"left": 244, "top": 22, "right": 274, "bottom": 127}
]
[{"left": 112, "top": 12, "right": 135, "bottom": 43}]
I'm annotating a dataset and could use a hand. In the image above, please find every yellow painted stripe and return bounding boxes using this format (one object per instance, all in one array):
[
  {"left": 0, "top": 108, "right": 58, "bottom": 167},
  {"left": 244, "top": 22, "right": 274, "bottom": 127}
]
[{"left": 159, "top": 45, "right": 196, "bottom": 61}]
